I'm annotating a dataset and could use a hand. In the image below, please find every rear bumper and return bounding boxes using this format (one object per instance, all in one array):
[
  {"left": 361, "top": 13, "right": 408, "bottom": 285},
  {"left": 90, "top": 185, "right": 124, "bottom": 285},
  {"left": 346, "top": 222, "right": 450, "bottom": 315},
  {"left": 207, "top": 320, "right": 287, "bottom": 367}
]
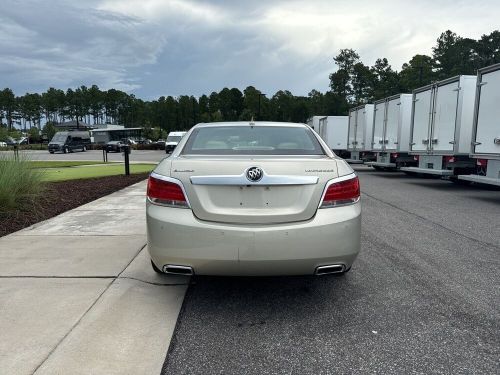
[
  {"left": 400, "top": 167, "right": 454, "bottom": 176},
  {"left": 458, "top": 175, "right": 500, "bottom": 186},
  {"left": 147, "top": 202, "right": 361, "bottom": 276},
  {"left": 343, "top": 159, "right": 364, "bottom": 164},
  {"left": 48, "top": 144, "right": 63, "bottom": 152},
  {"left": 365, "top": 162, "right": 397, "bottom": 168}
]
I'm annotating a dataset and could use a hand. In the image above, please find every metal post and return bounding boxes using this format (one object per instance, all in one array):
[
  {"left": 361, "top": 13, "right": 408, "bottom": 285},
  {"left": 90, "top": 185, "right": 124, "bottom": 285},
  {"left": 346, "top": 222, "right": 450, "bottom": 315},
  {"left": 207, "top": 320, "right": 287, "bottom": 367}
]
[
  {"left": 124, "top": 145, "right": 130, "bottom": 176},
  {"left": 13, "top": 144, "right": 19, "bottom": 161},
  {"left": 102, "top": 148, "right": 108, "bottom": 163}
]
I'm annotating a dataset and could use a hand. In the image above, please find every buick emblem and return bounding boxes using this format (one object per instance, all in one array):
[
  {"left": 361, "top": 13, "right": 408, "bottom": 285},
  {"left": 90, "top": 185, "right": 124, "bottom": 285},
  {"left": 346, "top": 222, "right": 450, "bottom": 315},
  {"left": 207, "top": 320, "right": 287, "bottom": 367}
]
[{"left": 246, "top": 167, "right": 263, "bottom": 182}]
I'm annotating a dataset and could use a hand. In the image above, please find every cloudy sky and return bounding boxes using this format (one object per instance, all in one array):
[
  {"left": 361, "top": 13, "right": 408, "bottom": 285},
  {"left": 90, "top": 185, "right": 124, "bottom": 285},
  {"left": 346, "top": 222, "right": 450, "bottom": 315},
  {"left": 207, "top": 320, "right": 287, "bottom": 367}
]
[{"left": 0, "top": 0, "right": 498, "bottom": 99}]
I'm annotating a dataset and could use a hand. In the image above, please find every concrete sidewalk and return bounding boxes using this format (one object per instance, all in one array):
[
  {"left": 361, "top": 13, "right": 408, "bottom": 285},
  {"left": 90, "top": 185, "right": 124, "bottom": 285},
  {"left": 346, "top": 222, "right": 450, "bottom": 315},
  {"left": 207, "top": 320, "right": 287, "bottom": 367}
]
[{"left": 0, "top": 180, "right": 189, "bottom": 375}]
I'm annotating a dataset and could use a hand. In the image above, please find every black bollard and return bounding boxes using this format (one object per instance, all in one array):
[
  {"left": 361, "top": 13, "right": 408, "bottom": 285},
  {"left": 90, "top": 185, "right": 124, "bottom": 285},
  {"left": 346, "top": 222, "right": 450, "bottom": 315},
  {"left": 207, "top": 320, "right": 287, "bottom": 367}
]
[
  {"left": 103, "top": 148, "right": 108, "bottom": 163},
  {"left": 13, "top": 144, "right": 19, "bottom": 161},
  {"left": 123, "top": 145, "right": 130, "bottom": 176}
]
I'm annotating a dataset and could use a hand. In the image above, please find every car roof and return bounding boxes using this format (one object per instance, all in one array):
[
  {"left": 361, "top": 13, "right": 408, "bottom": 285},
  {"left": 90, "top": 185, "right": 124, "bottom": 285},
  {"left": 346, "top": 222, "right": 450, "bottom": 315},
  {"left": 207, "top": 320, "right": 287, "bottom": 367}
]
[{"left": 192, "top": 121, "right": 308, "bottom": 129}]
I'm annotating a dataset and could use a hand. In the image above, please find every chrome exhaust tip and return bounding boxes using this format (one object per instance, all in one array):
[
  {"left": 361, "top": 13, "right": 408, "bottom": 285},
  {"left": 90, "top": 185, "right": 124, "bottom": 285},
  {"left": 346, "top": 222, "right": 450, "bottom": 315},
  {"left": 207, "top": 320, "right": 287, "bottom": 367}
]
[
  {"left": 163, "top": 264, "right": 194, "bottom": 275},
  {"left": 315, "top": 264, "right": 345, "bottom": 275}
]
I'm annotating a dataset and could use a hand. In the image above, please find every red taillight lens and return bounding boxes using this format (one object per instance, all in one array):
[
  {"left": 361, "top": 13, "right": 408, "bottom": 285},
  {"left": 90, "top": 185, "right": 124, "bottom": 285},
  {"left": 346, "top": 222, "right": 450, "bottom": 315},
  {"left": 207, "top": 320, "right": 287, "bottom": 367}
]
[
  {"left": 444, "top": 156, "right": 455, "bottom": 164},
  {"left": 147, "top": 175, "right": 189, "bottom": 208},
  {"left": 477, "top": 159, "right": 487, "bottom": 167},
  {"left": 320, "top": 176, "right": 360, "bottom": 208}
]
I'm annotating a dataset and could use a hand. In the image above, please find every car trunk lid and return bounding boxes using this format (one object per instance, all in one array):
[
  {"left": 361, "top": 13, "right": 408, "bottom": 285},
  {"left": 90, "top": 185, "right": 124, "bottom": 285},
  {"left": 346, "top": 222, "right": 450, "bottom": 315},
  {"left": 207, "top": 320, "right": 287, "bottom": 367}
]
[{"left": 170, "top": 156, "right": 338, "bottom": 224}]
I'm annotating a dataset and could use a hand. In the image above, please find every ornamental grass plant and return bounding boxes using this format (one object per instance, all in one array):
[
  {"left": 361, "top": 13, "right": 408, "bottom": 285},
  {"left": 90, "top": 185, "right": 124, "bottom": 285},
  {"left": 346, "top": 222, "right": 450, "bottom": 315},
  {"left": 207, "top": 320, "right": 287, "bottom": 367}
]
[{"left": 0, "top": 153, "right": 45, "bottom": 213}]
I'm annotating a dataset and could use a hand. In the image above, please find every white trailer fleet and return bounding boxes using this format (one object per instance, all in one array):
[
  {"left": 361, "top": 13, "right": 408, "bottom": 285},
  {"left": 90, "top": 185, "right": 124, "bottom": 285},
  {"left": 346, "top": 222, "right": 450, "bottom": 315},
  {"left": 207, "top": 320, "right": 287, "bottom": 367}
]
[
  {"left": 317, "top": 116, "right": 349, "bottom": 157},
  {"left": 458, "top": 63, "right": 500, "bottom": 186},
  {"left": 400, "top": 75, "right": 477, "bottom": 181},
  {"left": 366, "top": 94, "right": 416, "bottom": 170},
  {"left": 308, "top": 62, "right": 499, "bottom": 187},
  {"left": 346, "top": 104, "right": 375, "bottom": 163}
]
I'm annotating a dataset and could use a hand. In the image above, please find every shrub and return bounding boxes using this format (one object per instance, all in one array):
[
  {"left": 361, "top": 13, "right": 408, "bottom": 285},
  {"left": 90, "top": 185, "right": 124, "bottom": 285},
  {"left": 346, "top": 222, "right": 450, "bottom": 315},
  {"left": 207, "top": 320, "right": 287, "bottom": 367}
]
[{"left": 0, "top": 153, "right": 45, "bottom": 213}]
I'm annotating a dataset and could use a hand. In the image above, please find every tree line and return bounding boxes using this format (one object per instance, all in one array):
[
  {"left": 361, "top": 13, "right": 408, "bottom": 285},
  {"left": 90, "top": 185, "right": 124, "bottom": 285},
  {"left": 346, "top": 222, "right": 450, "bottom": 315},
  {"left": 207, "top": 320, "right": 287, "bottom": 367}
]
[{"left": 0, "top": 29, "right": 498, "bottom": 141}]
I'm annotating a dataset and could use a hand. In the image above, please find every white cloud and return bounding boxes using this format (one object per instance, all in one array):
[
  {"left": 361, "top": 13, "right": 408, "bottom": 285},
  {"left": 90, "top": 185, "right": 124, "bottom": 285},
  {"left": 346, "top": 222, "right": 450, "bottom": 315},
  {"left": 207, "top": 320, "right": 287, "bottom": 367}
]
[
  {"left": 0, "top": 0, "right": 165, "bottom": 93},
  {"left": 0, "top": 0, "right": 499, "bottom": 98}
]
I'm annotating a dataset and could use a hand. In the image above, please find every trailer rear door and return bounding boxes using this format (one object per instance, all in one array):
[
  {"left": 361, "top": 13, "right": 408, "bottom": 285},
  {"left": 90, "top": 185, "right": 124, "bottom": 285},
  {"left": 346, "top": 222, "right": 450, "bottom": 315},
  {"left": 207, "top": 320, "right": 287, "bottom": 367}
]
[
  {"left": 431, "top": 80, "right": 459, "bottom": 152},
  {"left": 372, "top": 101, "right": 385, "bottom": 151},
  {"left": 355, "top": 107, "right": 364, "bottom": 149},
  {"left": 348, "top": 110, "right": 357, "bottom": 150},
  {"left": 474, "top": 68, "right": 500, "bottom": 155},
  {"left": 411, "top": 89, "right": 432, "bottom": 152},
  {"left": 385, "top": 97, "right": 400, "bottom": 150}
]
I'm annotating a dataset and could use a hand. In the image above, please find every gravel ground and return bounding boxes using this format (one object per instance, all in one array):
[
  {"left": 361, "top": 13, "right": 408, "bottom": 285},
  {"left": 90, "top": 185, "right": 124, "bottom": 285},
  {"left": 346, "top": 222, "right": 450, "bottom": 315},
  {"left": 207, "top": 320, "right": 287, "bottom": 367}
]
[{"left": 162, "top": 167, "right": 500, "bottom": 375}]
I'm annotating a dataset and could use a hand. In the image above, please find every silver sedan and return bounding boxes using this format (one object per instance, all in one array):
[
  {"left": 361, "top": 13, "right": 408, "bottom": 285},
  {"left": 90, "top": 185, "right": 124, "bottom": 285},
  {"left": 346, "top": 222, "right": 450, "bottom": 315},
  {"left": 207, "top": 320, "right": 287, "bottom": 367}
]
[{"left": 147, "top": 121, "right": 361, "bottom": 276}]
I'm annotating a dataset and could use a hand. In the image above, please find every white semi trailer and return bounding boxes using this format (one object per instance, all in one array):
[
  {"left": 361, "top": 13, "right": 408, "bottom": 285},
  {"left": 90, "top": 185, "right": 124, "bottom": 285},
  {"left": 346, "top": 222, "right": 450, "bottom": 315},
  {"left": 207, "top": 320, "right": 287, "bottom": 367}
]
[
  {"left": 365, "top": 94, "right": 417, "bottom": 170},
  {"left": 458, "top": 63, "right": 500, "bottom": 186},
  {"left": 346, "top": 104, "right": 375, "bottom": 163},
  {"left": 306, "top": 116, "right": 325, "bottom": 133},
  {"left": 401, "top": 75, "right": 477, "bottom": 180},
  {"left": 318, "top": 116, "right": 349, "bottom": 157}
]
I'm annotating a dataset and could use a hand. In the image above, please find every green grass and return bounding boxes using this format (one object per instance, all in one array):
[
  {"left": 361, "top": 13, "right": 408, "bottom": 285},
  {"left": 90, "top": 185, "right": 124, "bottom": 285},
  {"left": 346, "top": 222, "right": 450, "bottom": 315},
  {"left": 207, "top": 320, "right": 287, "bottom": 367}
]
[
  {"left": 0, "top": 154, "right": 45, "bottom": 212},
  {"left": 29, "top": 161, "right": 108, "bottom": 168},
  {"left": 42, "top": 163, "right": 155, "bottom": 182}
]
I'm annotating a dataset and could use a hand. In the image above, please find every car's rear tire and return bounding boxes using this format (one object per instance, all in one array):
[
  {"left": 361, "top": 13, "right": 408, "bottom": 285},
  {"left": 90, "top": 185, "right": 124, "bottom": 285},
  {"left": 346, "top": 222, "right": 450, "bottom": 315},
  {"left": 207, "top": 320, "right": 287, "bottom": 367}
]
[
  {"left": 49, "top": 151, "right": 54, "bottom": 154},
  {"left": 151, "top": 260, "right": 163, "bottom": 274},
  {"left": 63, "top": 147, "right": 68, "bottom": 154},
  {"left": 82, "top": 145, "right": 87, "bottom": 152}
]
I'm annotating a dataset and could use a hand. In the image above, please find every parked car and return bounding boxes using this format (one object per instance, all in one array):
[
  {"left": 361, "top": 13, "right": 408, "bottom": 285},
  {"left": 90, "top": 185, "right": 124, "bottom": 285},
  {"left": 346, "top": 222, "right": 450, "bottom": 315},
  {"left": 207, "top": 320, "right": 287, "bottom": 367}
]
[
  {"left": 147, "top": 121, "right": 361, "bottom": 276},
  {"left": 0, "top": 141, "right": 7, "bottom": 147},
  {"left": 105, "top": 140, "right": 131, "bottom": 153},
  {"left": 18, "top": 137, "right": 29, "bottom": 145},
  {"left": 48, "top": 131, "right": 91, "bottom": 153},
  {"left": 165, "top": 131, "right": 187, "bottom": 153},
  {"left": 155, "top": 139, "right": 166, "bottom": 150},
  {"left": 5, "top": 137, "right": 17, "bottom": 146}
]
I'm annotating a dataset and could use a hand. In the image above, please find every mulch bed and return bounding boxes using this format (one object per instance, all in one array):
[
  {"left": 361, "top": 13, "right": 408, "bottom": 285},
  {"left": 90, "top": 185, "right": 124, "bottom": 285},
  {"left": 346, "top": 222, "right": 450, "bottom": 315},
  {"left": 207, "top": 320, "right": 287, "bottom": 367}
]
[{"left": 0, "top": 173, "right": 149, "bottom": 237}]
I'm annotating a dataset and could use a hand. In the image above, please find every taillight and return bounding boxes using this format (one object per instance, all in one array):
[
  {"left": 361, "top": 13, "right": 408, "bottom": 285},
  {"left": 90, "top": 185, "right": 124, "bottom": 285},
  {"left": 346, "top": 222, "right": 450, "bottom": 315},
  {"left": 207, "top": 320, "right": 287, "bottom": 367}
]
[
  {"left": 444, "top": 156, "right": 455, "bottom": 164},
  {"left": 147, "top": 173, "right": 189, "bottom": 208},
  {"left": 477, "top": 159, "right": 487, "bottom": 167},
  {"left": 320, "top": 175, "right": 360, "bottom": 208}
]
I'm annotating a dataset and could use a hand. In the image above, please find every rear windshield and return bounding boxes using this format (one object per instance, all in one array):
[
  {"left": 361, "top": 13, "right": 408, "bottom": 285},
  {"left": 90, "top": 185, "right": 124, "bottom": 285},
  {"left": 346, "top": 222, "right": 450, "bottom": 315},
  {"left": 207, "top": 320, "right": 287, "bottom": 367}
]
[
  {"left": 182, "top": 126, "right": 325, "bottom": 155},
  {"left": 167, "top": 135, "right": 182, "bottom": 142}
]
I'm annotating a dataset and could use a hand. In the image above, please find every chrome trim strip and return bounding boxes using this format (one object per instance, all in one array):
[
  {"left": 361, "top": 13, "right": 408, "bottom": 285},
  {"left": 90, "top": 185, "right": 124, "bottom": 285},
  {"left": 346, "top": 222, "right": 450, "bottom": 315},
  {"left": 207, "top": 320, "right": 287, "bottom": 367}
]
[
  {"left": 148, "top": 172, "right": 191, "bottom": 208},
  {"left": 318, "top": 173, "right": 359, "bottom": 208},
  {"left": 190, "top": 173, "right": 319, "bottom": 186}
]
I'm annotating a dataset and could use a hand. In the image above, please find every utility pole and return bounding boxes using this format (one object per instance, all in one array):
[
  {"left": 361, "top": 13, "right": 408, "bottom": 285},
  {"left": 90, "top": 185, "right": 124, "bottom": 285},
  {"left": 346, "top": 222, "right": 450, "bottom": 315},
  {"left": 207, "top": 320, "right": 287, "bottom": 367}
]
[{"left": 258, "top": 93, "right": 266, "bottom": 120}]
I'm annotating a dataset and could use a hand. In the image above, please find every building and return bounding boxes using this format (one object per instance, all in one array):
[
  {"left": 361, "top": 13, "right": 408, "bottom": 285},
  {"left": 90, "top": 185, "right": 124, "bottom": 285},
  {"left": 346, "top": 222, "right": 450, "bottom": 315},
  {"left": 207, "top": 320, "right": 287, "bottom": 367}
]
[
  {"left": 54, "top": 120, "right": 93, "bottom": 130},
  {"left": 90, "top": 125, "right": 142, "bottom": 144}
]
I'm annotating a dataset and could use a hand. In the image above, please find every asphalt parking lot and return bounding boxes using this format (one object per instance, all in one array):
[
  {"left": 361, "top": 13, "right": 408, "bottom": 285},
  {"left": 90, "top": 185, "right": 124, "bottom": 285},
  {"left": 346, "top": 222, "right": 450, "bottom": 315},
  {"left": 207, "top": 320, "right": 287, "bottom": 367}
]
[
  {"left": 1, "top": 149, "right": 167, "bottom": 163},
  {"left": 162, "top": 166, "right": 500, "bottom": 374}
]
